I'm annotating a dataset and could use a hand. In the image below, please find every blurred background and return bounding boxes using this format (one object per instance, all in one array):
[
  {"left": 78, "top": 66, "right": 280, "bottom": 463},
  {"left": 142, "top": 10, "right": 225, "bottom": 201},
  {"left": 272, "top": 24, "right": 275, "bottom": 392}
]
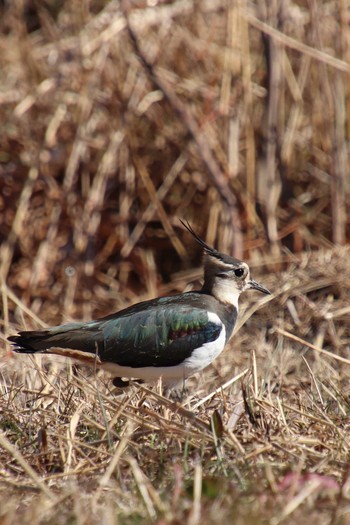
[{"left": 0, "top": 0, "right": 349, "bottom": 326}]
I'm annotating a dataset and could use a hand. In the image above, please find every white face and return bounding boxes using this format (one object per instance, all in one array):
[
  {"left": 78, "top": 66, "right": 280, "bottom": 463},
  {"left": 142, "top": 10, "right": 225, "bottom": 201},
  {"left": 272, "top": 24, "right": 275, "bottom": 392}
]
[
  {"left": 212, "top": 278, "right": 241, "bottom": 308},
  {"left": 211, "top": 262, "right": 250, "bottom": 308}
]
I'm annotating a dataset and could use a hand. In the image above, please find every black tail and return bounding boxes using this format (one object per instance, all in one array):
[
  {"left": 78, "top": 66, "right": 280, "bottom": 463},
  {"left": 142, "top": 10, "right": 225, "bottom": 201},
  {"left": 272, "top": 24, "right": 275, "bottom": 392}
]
[
  {"left": 8, "top": 323, "right": 102, "bottom": 354},
  {"left": 8, "top": 331, "right": 54, "bottom": 353}
]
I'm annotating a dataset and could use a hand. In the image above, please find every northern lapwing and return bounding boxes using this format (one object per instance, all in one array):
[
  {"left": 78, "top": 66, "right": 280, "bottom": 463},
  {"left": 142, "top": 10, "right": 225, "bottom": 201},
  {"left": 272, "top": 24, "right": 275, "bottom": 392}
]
[{"left": 8, "top": 221, "right": 271, "bottom": 389}]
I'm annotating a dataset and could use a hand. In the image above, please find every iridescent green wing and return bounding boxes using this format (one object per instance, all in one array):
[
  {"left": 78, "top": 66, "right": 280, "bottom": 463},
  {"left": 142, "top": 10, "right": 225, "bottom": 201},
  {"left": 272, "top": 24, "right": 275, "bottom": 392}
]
[{"left": 100, "top": 298, "right": 222, "bottom": 368}]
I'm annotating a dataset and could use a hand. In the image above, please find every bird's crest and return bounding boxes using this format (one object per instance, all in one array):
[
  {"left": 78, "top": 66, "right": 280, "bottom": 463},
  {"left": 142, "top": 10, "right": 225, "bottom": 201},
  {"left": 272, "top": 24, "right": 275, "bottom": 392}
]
[{"left": 179, "top": 219, "right": 241, "bottom": 266}]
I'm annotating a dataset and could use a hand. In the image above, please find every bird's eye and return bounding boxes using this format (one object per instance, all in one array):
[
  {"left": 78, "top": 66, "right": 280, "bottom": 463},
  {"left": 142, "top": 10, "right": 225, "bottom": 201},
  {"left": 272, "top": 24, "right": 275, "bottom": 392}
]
[{"left": 234, "top": 268, "right": 245, "bottom": 278}]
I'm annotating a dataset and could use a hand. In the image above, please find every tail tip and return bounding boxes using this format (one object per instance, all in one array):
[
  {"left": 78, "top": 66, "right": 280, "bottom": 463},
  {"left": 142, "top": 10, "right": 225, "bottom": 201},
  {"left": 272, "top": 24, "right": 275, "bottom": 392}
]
[{"left": 7, "top": 334, "right": 37, "bottom": 353}]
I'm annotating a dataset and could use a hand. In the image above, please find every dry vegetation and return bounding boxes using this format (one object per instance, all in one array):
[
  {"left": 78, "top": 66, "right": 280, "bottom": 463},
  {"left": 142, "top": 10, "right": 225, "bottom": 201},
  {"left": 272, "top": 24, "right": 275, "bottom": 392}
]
[{"left": 1, "top": 0, "right": 350, "bottom": 523}]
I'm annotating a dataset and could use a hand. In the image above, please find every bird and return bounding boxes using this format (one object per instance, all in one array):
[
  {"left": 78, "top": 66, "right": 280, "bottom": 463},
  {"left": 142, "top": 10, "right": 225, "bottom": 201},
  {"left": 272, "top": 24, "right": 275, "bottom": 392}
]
[{"left": 8, "top": 221, "right": 271, "bottom": 389}]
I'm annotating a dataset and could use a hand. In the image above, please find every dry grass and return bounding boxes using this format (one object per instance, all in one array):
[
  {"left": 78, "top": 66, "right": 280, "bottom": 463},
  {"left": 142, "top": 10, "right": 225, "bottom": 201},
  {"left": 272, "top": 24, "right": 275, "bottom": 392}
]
[{"left": 1, "top": 1, "right": 350, "bottom": 523}]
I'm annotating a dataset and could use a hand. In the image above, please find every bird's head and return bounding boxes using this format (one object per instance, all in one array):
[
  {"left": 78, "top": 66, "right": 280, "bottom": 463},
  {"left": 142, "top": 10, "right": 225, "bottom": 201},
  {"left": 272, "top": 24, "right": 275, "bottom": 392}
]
[{"left": 180, "top": 220, "right": 271, "bottom": 307}]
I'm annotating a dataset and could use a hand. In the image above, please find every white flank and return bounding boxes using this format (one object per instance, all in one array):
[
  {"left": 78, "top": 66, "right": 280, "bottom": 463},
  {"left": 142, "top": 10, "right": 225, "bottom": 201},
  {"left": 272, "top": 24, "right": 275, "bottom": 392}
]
[{"left": 182, "top": 312, "right": 226, "bottom": 372}]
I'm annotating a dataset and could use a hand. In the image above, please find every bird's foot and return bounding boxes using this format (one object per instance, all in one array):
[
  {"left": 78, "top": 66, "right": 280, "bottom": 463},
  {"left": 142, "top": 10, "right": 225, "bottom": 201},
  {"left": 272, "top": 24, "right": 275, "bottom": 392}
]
[
  {"left": 112, "top": 377, "right": 145, "bottom": 388},
  {"left": 163, "top": 382, "right": 190, "bottom": 401}
]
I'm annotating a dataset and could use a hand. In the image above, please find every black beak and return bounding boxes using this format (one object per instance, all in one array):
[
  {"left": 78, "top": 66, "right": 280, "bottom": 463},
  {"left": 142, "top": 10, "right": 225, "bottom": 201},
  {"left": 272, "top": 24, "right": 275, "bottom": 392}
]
[{"left": 247, "top": 279, "right": 271, "bottom": 295}]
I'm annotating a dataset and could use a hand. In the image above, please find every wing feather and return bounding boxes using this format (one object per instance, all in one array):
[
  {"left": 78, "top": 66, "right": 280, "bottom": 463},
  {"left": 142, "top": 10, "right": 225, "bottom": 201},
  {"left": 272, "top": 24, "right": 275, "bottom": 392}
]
[
  {"left": 9, "top": 293, "right": 226, "bottom": 369},
  {"left": 100, "top": 303, "right": 222, "bottom": 367}
]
